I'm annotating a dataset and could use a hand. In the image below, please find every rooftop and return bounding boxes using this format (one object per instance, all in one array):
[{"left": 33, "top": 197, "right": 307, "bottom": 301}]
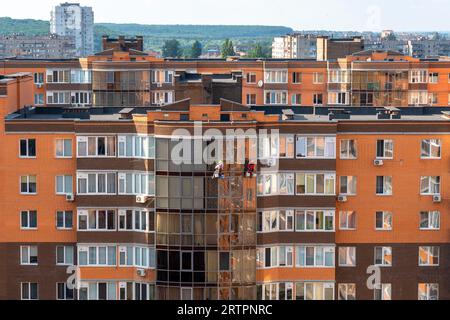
[{"left": 6, "top": 104, "right": 450, "bottom": 123}]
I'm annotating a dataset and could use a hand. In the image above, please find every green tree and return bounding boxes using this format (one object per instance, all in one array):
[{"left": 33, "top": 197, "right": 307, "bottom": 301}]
[
  {"left": 162, "top": 39, "right": 182, "bottom": 58},
  {"left": 247, "top": 43, "right": 265, "bottom": 58},
  {"left": 221, "top": 38, "right": 235, "bottom": 57},
  {"left": 190, "top": 40, "right": 202, "bottom": 58}
]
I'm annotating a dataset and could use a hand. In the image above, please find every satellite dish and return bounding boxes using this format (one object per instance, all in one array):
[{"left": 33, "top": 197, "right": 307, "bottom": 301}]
[{"left": 257, "top": 80, "right": 264, "bottom": 88}]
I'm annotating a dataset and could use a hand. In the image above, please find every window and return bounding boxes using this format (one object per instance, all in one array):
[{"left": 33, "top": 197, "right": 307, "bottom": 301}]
[
  {"left": 258, "top": 210, "right": 294, "bottom": 232},
  {"left": 118, "top": 210, "right": 154, "bottom": 232},
  {"left": 428, "top": 93, "right": 438, "bottom": 105},
  {"left": 409, "top": 91, "right": 428, "bottom": 105},
  {"left": 47, "top": 91, "right": 71, "bottom": 104},
  {"left": 118, "top": 135, "right": 155, "bottom": 159},
  {"left": 264, "top": 70, "right": 288, "bottom": 83},
  {"left": 34, "top": 93, "right": 44, "bottom": 105},
  {"left": 418, "top": 246, "right": 439, "bottom": 266},
  {"left": 292, "top": 72, "right": 302, "bottom": 84},
  {"left": 246, "top": 72, "right": 256, "bottom": 83},
  {"left": 152, "top": 91, "right": 174, "bottom": 105},
  {"left": 421, "top": 139, "right": 441, "bottom": 159},
  {"left": 19, "top": 139, "right": 36, "bottom": 158},
  {"left": 21, "top": 210, "right": 37, "bottom": 229},
  {"left": 21, "top": 283, "right": 38, "bottom": 300},
  {"left": 340, "top": 140, "right": 357, "bottom": 159},
  {"left": 20, "top": 175, "right": 37, "bottom": 194},
  {"left": 77, "top": 136, "right": 116, "bottom": 157},
  {"left": 257, "top": 173, "right": 295, "bottom": 196},
  {"left": 265, "top": 91, "right": 287, "bottom": 105},
  {"left": 428, "top": 72, "right": 439, "bottom": 83},
  {"left": 339, "top": 176, "right": 357, "bottom": 195},
  {"left": 313, "top": 72, "right": 324, "bottom": 84},
  {"left": 295, "top": 210, "right": 334, "bottom": 231},
  {"left": 296, "top": 136, "right": 336, "bottom": 158},
  {"left": 77, "top": 172, "right": 116, "bottom": 195},
  {"left": 151, "top": 70, "right": 174, "bottom": 84},
  {"left": 420, "top": 211, "right": 440, "bottom": 230},
  {"left": 181, "top": 251, "right": 193, "bottom": 271},
  {"left": 338, "top": 247, "right": 356, "bottom": 266},
  {"left": 328, "top": 92, "right": 349, "bottom": 105},
  {"left": 279, "top": 135, "right": 294, "bottom": 158},
  {"left": 376, "top": 139, "right": 393, "bottom": 158},
  {"left": 328, "top": 70, "right": 349, "bottom": 83},
  {"left": 47, "top": 69, "right": 70, "bottom": 83},
  {"left": 410, "top": 70, "right": 427, "bottom": 83},
  {"left": 55, "top": 139, "right": 72, "bottom": 158},
  {"left": 118, "top": 246, "right": 155, "bottom": 269},
  {"left": 257, "top": 246, "right": 293, "bottom": 268},
  {"left": 246, "top": 94, "right": 256, "bottom": 105},
  {"left": 78, "top": 282, "right": 117, "bottom": 300},
  {"left": 296, "top": 173, "right": 336, "bottom": 195},
  {"left": 295, "top": 246, "right": 334, "bottom": 267},
  {"left": 78, "top": 210, "right": 116, "bottom": 231},
  {"left": 291, "top": 93, "right": 302, "bottom": 105},
  {"left": 118, "top": 172, "right": 155, "bottom": 196},
  {"left": 56, "top": 211, "right": 73, "bottom": 230},
  {"left": 375, "top": 211, "right": 392, "bottom": 230},
  {"left": 313, "top": 93, "right": 323, "bottom": 105},
  {"left": 34, "top": 72, "right": 44, "bottom": 84},
  {"left": 70, "top": 70, "right": 91, "bottom": 84},
  {"left": 376, "top": 176, "right": 392, "bottom": 195},
  {"left": 78, "top": 245, "right": 117, "bottom": 266},
  {"left": 420, "top": 176, "right": 440, "bottom": 195},
  {"left": 57, "top": 283, "right": 74, "bottom": 300},
  {"left": 295, "top": 282, "right": 334, "bottom": 300},
  {"left": 374, "top": 284, "right": 391, "bottom": 300},
  {"left": 71, "top": 91, "right": 92, "bottom": 105},
  {"left": 56, "top": 175, "right": 73, "bottom": 195},
  {"left": 20, "top": 246, "right": 38, "bottom": 265},
  {"left": 219, "top": 252, "right": 230, "bottom": 271},
  {"left": 339, "top": 211, "right": 356, "bottom": 230},
  {"left": 418, "top": 283, "right": 439, "bottom": 300},
  {"left": 56, "top": 246, "right": 74, "bottom": 265},
  {"left": 338, "top": 284, "right": 356, "bottom": 300},
  {"left": 374, "top": 246, "right": 392, "bottom": 266}
]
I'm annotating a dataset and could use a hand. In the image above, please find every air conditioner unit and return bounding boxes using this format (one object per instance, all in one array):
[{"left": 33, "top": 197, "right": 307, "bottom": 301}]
[
  {"left": 66, "top": 193, "right": 75, "bottom": 202},
  {"left": 136, "top": 195, "right": 149, "bottom": 204},
  {"left": 432, "top": 194, "right": 442, "bottom": 203},
  {"left": 36, "top": 83, "right": 43, "bottom": 89},
  {"left": 157, "top": 82, "right": 162, "bottom": 88},
  {"left": 337, "top": 195, "right": 347, "bottom": 202},
  {"left": 137, "top": 268, "right": 146, "bottom": 277},
  {"left": 374, "top": 159, "right": 384, "bottom": 166}
]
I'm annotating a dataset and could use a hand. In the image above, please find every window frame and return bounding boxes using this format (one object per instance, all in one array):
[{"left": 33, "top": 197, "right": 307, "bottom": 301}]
[
  {"left": 19, "top": 138, "right": 36, "bottom": 158},
  {"left": 20, "top": 210, "right": 38, "bottom": 230}
]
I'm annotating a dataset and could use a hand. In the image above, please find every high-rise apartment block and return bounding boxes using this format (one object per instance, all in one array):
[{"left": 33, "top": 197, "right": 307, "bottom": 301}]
[
  {"left": 0, "top": 44, "right": 449, "bottom": 300},
  {"left": 50, "top": 2, "right": 94, "bottom": 57}
]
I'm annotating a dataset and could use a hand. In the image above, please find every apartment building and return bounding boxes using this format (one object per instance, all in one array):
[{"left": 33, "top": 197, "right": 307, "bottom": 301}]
[
  {"left": 3, "top": 47, "right": 450, "bottom": 110},
  {"left": 1, "top": 78, "right": 449, "bottom": 299},
  {"left": 0, "top": 35, "right": 77, "bottom": 60},
  {"left": 0, "top": 46, "right": 449, "bottom": 300},
  {"left": 272, "top": 34, "right": 317, "bottom": 59},
  {"left": 50, "top": 2, "right": 94, "bottom": 57}
]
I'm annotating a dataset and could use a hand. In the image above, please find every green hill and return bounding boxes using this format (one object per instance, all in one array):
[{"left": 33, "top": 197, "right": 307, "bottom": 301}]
[{"left": 0, "top": 17, "right": 292, "bottom": 53}]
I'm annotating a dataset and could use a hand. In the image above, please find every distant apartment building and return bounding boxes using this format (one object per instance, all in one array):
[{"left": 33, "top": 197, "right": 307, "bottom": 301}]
[
  {"left": 0, "top": 35, "right": 76, "bottom": 59},
  {"left": 50, "top": 2, "right": 94, "bottom": 57},
  {"left": 407, "top": 40, "right": 450, "bottom": 58},
  {"left": 272, "top": 34, "right": 317, "bottom": 59},
  {"left": 316, "top": 36, "right": 364, "bottom": 61}
]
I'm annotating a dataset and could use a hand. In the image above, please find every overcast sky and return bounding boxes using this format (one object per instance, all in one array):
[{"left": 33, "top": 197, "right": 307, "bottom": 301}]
[{"left": 2, "top": 0, "right": 450, "bottom": 31}]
